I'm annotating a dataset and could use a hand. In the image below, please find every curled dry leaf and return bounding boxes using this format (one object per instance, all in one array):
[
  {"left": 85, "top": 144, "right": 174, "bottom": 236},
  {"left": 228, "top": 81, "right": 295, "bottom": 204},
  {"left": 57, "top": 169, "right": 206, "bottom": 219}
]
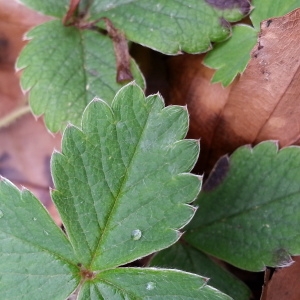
[{"left": 168, "top": 8, "right": 300, "bottom": 174}]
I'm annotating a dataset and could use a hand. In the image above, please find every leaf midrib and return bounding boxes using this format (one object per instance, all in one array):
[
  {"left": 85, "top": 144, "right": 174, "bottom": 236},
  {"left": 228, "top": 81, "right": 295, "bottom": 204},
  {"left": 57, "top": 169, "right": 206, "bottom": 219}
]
[
  {"left": 0, "top": 230, "right": 76, "bottom": 267},
  {"left": 88, "top": 103, "right": 152, "bottom": 269},
  {"left": 193, "top": 189, "right": 300, "bottom": 231}
]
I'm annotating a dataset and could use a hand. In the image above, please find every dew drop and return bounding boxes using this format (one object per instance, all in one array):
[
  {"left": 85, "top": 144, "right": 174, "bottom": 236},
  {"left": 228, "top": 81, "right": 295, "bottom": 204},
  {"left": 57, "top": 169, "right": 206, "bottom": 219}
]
[
  {"left": 146, "top": 282, "right": 156, "bottom": 290},
  {"left": 131, "top": 229, "right": 142, "bottom": 241},
  {"left": 43, "top": 230, "right": 49, "bottom": 236},
  {"left": 33, "top": 217, "right": 37, "bottom": 221},
  {"left": 0, "top": 209, "right": 3, "bottom": 219}
]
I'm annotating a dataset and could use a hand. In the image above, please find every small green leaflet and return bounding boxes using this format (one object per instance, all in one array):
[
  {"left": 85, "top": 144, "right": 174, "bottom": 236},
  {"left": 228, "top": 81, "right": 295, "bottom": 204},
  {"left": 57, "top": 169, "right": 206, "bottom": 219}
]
[
  {"left": 204, "top": 0, "right": 300, "bottom": 86},
  {"left": 17, "top": 0, "right": 250, "bottom": 131},
  {"left": 203, "top": 25, "right": 257, "bottom": 86},
  {"left": 17, "top": 20, "right": 144, "bottom": 132},
  {"left": 0, "top": 83, "right": 230, "bottom": 299},
  {"left": 185, "top": 141, "right": 300, "bottom": 271}
]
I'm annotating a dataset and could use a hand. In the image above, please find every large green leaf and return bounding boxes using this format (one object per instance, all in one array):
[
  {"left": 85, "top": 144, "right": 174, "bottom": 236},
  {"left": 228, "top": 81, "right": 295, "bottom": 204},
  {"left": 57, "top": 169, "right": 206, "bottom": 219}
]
[
  {"left": 79, "top": 268, "right": 232, "bottom": 299},
  {"left": 91, "top": 0, "right": 251, "bottom": 54},
  {"left": 19, "top": 0, "right": 251, "bottom": 54},
  {"left": 17, "top": 20, "right": 144, "bottom": 132},
  {"left": 150, "top": 243, "right": 251, "bottom": 300},
  {"left": 185, "top": 142, "right": 300, "bottom": 271},
  {"left": 0, "top": 178, "right": 79, "bottom": 299},
  {"left": 204, "top": 0, "right": 300, "bottom": 86},
  {"left": 0, "top": 83, "right": 232, "bottom": 298},
  {"left": 51, "top": 82, "right": 201, "bottom": 269}
]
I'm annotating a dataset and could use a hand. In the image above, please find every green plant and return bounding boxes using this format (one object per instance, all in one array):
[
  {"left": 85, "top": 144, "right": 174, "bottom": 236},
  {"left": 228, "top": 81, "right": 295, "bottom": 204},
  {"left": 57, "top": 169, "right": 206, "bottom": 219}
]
[
  {"left": 1, "top": 83, "right": 232, "bottom": 299},
  {"left": 204, "top": 0, "right": 300, "bottom": 85},
  {"left": 2, "top": 0, "right": 300, "bottom": 299},
  {"left": 16, "top": 0, "right": 250, "bottom": 131}
]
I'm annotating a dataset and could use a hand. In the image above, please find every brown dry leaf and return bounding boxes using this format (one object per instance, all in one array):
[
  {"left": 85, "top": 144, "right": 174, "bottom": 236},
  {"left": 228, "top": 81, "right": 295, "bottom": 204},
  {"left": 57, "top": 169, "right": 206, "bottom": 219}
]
[
  {"left": 0, "top": 0, "right": 50, "bottom": 118},
  {"left": 261, "top": 256, "right": 300, "bottom": 300},
  {"left": 0, "top": 114, "right": 62, "bottom": 224},
  {"left": 0, "top": 2, "right": 59, "bottom": 221},
  {"left": 168, "top": 8, "right": 300, "bottom": 174}
]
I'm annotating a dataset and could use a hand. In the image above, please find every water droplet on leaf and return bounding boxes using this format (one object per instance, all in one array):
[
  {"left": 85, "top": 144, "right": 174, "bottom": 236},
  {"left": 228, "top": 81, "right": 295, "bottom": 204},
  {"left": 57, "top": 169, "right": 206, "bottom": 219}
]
[
  {"left": 43, "top": 230, "right": 49, "bottom": 236},
  {"left": 146, "top": 282, "right": 156, "bottom": 290},
  {"left": 131, "top": 229, "right": 142, "bottom": 240},
  {"left": 33, "top": 217, "right": 37, "bottom": 221}
]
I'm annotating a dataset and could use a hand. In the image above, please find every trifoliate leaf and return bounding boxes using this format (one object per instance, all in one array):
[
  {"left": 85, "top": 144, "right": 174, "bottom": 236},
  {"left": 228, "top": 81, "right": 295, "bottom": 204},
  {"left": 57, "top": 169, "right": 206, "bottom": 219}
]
[
  {"left": 78, "top": 268, "right": 232, "bottom": 300},
  {"left": 0, "top": 178, "right": 79, "bottom": 300},
  {"left": 150, "top": 243, "right": 251, "bottom": 300},
  {"left": 17, "top": 20, "right": 144, "bottom": 132},
  {"left": 51, "top": 82, "right": 201, "bottom": 270},
  {"left": 185, "top": 141, "right": 300, "bottom": 271},
  {"left": 203, "top": 25, "right": 257, "bottom": 86},
  {"left": 204, "top": 0, "right": 300, "bottom": 86},
  {"left": 90, "top": 0, "right": 251, "bottom": 54}
]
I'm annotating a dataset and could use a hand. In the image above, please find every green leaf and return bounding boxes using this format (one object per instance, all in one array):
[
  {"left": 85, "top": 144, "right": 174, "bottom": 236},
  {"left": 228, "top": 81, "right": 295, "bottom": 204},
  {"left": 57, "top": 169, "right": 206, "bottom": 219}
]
[
  {"left": 0, "top": 83, "right": 232, "bottom": 298},
  {"left": 78, "top": 268, "right": 232, "bottom": 299},
  {"left": 0, "top": 178, "right": 79, "bottom": 299},
  {"left": 18, "top": 0, "right": 250, "bottom": 131},
  {"left": 203, "top": 25, "right": 257, "bottom": 86},
  {"left": 250, "top": 0, "right": 300, "bottom": 30},
  {"left": 17, "top": 20, "right": 144, "bottom": 132},
  {"left": 51, "top": 82, "right": 201, "bottom": 270},
  {"left": 18, "top": 0, "right": 69, "bottom": 18},
  {"left": 150, "top": 243, "right": 251, "bottom": 300},
  {"left": 90, "top": 0, "right": 251, "bottom": 54},
  {"left": 185, "top": 141, "right": 300, "bottom": 271},
  {"left": 204, "top": 0, "right": 300, "bottom": 86}
]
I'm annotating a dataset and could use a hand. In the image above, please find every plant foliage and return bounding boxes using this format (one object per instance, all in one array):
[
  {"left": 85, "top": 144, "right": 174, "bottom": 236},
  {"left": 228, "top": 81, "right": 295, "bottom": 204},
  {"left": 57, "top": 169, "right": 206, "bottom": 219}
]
[
  {"left": 0, "top": 83, "right": 232, "bottom": 299},
  {"left": 204, "top": 0, "right": 300, "bottom": 86},
  {"left": 17, "top": 0, "right": 250, "bottom": 131},
  {"left": 185, "top": 142, "right": 300, "bottom": 271},
  {"left": 150, "top": 243, "right": 251, "bottom": 300}
]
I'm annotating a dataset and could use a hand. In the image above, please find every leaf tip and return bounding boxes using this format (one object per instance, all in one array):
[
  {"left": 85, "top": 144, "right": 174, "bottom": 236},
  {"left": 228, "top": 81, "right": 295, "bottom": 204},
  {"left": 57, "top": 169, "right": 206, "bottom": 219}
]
[
  {"left": 191, "top": 205, "right": 199, "bottom": 214},
  {"left": 196, "top": 174, "right": 203, "bottom": 184},
  {"left": 66, "top": 122, "right": 73, "bottom": 129},
  {"left": 91, "top": 97, "right": 102, "bottom": 103},
  {"left": 273, "top": 248, "right": 294, "bottom": 268},
  {"left": 176, "top": 230, "right": 184, "bottom": 240}
]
